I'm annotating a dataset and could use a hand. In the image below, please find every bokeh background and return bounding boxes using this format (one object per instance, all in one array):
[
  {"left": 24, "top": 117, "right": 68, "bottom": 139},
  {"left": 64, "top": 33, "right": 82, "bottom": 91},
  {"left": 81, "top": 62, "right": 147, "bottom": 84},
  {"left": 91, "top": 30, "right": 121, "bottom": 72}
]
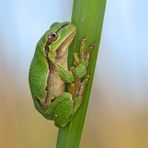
[{"left": 0, "top": 0, "right": 148, "bottom": 148}]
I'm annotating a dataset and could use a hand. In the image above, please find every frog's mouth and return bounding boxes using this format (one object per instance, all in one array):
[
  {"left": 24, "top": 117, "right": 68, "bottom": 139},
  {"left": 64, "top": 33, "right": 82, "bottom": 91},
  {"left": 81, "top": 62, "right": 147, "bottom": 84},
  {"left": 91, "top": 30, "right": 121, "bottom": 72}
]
[{"left": 56, "top": 31, "right": 76, "bottom": 59}]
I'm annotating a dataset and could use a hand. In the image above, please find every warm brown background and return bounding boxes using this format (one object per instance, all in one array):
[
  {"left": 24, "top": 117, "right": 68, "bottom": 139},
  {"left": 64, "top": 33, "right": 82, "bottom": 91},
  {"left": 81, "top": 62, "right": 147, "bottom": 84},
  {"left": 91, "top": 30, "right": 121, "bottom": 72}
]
[{"left": 0, "top": 0, "right": 148, "bottom": 148}]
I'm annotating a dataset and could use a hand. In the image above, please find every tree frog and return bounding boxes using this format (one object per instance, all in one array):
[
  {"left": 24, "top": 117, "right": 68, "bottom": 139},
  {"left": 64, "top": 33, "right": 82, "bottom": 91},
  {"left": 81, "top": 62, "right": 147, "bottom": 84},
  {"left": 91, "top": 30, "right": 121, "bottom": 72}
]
[{"left": 29, "top": 22, "right": 93, "bottom": 128}]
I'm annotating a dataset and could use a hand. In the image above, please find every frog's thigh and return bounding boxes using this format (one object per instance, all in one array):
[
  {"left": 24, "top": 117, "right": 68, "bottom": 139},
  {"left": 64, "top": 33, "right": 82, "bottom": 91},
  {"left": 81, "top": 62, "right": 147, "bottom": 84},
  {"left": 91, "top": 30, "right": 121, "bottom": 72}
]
[
  {"left": 43, "top": 92, "right": 71, "bottom": 119},
  {"left": 53, "top": 92, "right": 73, "bottom": 127}
]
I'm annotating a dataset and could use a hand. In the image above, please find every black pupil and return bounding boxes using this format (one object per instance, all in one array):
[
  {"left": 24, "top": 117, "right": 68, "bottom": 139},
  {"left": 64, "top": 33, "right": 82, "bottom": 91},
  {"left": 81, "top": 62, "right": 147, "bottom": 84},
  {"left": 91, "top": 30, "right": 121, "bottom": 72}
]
[{"left": 51, "top": 33, "right": 56, "bottom": 37}]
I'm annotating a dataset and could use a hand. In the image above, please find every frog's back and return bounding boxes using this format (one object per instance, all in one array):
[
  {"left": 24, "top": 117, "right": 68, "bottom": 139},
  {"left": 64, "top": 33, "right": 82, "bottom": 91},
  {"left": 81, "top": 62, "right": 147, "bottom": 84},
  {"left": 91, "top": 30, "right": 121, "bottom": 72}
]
[{"left": 29, "top": 37, "right": 48, "bottom": 103}]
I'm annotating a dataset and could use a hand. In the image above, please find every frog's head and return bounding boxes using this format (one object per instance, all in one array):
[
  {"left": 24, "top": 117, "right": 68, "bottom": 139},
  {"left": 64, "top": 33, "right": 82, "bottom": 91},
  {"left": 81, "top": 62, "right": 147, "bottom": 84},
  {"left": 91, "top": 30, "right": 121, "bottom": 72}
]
[{"left": 43, "top": 22, "right": 76, "bottom": 63}]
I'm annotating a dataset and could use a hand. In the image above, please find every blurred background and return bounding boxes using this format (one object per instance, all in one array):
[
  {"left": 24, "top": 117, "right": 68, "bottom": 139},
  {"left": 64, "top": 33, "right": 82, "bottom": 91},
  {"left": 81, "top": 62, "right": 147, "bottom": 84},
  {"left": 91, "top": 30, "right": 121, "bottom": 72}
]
[{"left": 0, "top": 0, "right": 148, "bottom": 148}]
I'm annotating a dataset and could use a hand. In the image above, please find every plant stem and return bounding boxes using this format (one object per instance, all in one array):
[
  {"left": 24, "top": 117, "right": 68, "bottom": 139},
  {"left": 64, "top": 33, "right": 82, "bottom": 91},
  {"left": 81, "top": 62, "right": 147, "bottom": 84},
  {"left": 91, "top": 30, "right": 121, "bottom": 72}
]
[{"left": 56, "top": 0, "right": 106, "bottom": 147}]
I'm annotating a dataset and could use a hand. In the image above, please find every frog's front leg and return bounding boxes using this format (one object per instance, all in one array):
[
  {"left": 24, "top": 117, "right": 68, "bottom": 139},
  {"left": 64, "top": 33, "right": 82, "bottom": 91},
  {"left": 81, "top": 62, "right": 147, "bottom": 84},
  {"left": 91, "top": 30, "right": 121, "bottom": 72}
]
[
  {"left": 57, "top": 63, "right": 86, "bottom": 83},
  {"left": 57, "top": 37, "right": 93, "bottom": 100},
  {"left": 69, "top": 65, "right": 89, "bottom": 100},
  {"left": 57, "top": 38, "right": 93, "bottom": 83}
]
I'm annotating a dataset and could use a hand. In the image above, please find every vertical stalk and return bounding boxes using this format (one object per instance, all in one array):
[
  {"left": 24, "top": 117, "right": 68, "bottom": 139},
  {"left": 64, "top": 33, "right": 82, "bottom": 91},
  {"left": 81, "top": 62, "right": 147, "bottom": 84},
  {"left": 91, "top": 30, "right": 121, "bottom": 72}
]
[{"left": 56, "top": 0, "right": 106, "bottom": 147}]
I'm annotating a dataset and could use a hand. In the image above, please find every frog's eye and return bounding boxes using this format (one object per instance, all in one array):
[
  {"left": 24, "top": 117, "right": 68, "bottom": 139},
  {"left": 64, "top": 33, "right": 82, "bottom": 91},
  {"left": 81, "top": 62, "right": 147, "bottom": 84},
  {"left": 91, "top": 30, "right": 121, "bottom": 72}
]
[{"left": 48, "top": 32, "right": 58, "bottom": 42}]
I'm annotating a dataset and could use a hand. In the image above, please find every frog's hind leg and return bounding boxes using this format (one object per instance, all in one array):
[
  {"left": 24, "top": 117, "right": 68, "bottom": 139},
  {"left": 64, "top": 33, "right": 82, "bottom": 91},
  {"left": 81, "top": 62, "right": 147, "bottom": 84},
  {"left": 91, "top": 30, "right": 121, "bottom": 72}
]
[
  {"left": 68, "top": 70, "right": 89, "bottom": 114},
  {"left": 69, "top": 66, "right": 89, "bottom": 99},
  {"left": 77, "top": 75, "right": 89, "bottom": 97},
  {"left": 52, "top": 92, "right": 74, "bottom": 127},
  {"left": 70, "top": 67, "right": 81, "bottom": 98}
]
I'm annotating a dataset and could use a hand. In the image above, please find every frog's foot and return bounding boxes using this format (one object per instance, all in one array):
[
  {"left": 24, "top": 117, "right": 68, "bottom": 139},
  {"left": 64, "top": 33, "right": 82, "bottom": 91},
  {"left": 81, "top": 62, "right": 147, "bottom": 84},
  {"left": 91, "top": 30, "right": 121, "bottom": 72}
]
[
  {"left": 74, "top": 37, "right": 94, "bottom": 73},
  {"left": 35, "top": 96, "right": 55, "bottom": 110},
  {"left": 35, "top": 97, "right": 47, "bottom": 110},
  {"left": 69, "top": 66, "right": 81, "bottom": 98},
  {"left": 69, "top": 66, "right": 89, "bottom": 98},
  {"left": 77, "top": 75, "right": 89, "bottom": 97}
]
